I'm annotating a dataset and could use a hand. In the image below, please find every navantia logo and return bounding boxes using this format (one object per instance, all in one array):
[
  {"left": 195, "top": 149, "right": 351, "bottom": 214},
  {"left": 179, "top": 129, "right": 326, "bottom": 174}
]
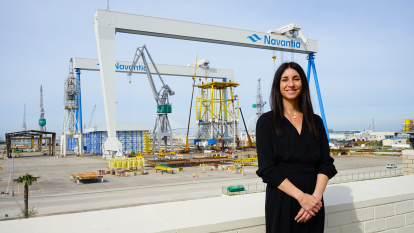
[
  {"left": 97, "top": 63, "right": 146, "bottom": 71},
  {"left": 247, "top": 34, "right": 262, "bottom": 42},
  {"left": 115, "top": 63, "right": 146, "bottom": 71},
  {"left": 247, "top": 34, "right": 301, "bottom": 48}
]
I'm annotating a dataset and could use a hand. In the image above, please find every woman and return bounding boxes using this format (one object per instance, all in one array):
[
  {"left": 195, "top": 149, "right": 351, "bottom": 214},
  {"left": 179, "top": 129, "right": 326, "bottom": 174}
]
[{"left": 256, "top": 62, "right": 337, "bottom": 233}]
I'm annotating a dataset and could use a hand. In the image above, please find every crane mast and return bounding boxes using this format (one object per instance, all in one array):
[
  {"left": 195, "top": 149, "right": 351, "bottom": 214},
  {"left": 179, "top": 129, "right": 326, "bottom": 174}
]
[
  {"left": 22, "top": 103, "right": 26, "bottom": 131},
  {"left": 39, "top": 85, "right": 46, "bottom": 131},
  {"left": 61, "top": 58, "right": 83, "bottom": 157},
  {"left": 128, "top": 45, "right": 174, "bottom": 152}
]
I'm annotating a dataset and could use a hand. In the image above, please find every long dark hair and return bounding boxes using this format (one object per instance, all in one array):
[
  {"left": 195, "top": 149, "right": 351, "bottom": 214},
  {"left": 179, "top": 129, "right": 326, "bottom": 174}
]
[{"left": 270, "top": 62, "right": 318, "bottom": 140}]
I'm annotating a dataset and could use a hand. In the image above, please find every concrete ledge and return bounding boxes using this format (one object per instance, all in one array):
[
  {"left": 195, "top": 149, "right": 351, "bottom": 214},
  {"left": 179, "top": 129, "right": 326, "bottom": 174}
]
[{"left": 1, "top": 176, "right": 414, "bottom": 233}]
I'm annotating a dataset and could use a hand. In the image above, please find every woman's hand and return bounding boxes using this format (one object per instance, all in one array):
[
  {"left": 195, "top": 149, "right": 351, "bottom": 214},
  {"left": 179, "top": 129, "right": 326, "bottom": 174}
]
[
  {"left": 297, "top": 193, "right": 322, "bottom": 216},
  {"left": 295, "top": 208, "right": 312, "bottom": 223}
]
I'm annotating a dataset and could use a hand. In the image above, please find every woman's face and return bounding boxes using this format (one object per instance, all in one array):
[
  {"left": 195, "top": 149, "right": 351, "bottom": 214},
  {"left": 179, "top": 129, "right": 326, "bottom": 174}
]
[{"left": 280, "top": 67, "right": 302, "bottom": 100}]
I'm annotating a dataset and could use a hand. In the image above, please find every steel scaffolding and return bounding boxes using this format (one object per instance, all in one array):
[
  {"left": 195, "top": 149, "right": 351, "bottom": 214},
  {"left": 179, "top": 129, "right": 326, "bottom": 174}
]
[
  {"left": 82, "top": 131, "right": 146, "bottom": 155},
  {"left": 193, "top": 80, "right": 239, "bottom": 146}
]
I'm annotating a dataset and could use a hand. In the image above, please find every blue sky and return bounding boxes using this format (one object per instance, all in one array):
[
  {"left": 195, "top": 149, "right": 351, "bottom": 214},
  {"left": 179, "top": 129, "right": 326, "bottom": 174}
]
[{"left": 1, "top": 0, "right": 413, "bottom": 136}]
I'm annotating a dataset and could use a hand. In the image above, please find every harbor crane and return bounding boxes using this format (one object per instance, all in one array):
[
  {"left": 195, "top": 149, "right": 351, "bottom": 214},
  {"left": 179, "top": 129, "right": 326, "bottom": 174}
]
[
  {"left": 239, "top": 107, "right": 254, "bottom": 148},
  {"left": 84, "top": 105, "right": 96, "bottom": 130},
  {"left": 128, "top": 45, "right": 174, "bottom": 152}
]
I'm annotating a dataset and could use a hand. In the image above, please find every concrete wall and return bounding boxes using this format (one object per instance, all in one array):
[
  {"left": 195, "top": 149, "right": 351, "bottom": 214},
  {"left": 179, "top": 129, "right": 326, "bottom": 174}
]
[
  {"left": 402, "top": 149, "right": 414, "bottom": 176},
  {"left": 2, "top": 176, "right": 414, "bottom": 233}
]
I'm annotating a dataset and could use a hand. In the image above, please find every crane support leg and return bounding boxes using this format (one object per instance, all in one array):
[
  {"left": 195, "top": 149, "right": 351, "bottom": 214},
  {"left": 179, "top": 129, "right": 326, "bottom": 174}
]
[
  {"left": 306, "top": 53, "right": 330, "bottom": 141},
  {"left": 75, "top": 69, "right": 83, "bottom": 134},
  {"left": 94, "top": 17, "right": 123, "bottom": 159}
]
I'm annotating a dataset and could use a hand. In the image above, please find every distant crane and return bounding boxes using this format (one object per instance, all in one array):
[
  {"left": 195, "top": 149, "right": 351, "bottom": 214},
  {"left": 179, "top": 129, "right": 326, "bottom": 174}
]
[
  {"left": 39, "top": 85, "right": 46, "bottom": 131},
  {"left": 22, "top": 103, "right": 26, "bottom": 131},
  {"left": 61, "top": 58, "right": 83, "bottom": 157},
  {"left": 128, "top": 45, "right": 175, "bottom": 152},
  {"left": 252, "top": 79, "right": 266, "bottom": 132},
  {"left": 84, "top": 105, "right": 96, "bottom": 129}
]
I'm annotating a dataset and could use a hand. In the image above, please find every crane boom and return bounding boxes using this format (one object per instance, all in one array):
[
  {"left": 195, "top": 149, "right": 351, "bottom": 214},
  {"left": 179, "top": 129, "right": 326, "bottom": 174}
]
[
  {"left": 239, "top": 107, "right": 253, "bottom": 147},
  {"left": 84, "top": 105, "right": 96, "bottom": 129},
  {"left": 127, "top": 45, "right": 175, "bottom": 152}
]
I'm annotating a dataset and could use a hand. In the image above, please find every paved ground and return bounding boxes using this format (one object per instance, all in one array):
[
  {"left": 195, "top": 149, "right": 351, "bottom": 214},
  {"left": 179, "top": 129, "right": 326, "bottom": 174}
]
[{"left": 0, "top": 150, "right": 403, "bottom": 220}]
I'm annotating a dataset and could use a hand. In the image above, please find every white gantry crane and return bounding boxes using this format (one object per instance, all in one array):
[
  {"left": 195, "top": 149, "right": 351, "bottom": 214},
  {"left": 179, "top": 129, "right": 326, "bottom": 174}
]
[
  {"left": 61, "top": 58, "right": 83, "bottom": 157},
  {"left": 127, "top": 45, "right": 174, "bottom": 152}
]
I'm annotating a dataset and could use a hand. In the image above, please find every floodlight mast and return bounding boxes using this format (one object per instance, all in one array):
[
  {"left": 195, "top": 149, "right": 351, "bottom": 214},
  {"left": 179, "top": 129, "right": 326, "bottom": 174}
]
[{"left": 128, "top": 45, "right": 174, "bottom": 152}]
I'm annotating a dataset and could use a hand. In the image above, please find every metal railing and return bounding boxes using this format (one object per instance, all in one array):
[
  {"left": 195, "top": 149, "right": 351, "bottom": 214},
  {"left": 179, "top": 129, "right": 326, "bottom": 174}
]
[
  {"left": 223, "top": 168, "right": 403, "bottom": 196},
  {"left": 329, "top": 168, "right": 402, "bottom": 183},
  {"left": 222, "top": 183, "right": 267, "bottom": 196}
]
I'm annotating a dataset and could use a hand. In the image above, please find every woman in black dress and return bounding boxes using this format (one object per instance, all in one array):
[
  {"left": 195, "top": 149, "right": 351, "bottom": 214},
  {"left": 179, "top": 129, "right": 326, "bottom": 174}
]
[{"left": 256, "top": 62, "right": 337, "bottom": 233}]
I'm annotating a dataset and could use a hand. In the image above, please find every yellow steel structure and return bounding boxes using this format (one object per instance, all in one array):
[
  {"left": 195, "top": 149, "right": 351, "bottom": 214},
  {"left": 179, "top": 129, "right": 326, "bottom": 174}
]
[
  {"left": 108, "top": 157, "right": 145, "bottom": 169},
  {"left": 143, "top": 131, "right": 152, "bottom": 153},
  {"left": 193, "top": 80, "right": 240, "bottom": 122},
  {"left": 403, "top": 119, "right": 414, "bottom": 132}
]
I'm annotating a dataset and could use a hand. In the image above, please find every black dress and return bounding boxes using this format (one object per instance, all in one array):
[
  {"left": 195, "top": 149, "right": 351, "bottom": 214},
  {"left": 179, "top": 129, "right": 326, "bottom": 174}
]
[{"left": 256, "top": 111, "right": 337, "bottom": 233}]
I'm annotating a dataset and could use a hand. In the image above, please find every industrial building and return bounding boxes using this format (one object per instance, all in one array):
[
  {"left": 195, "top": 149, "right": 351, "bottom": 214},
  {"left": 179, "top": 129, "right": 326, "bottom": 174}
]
[
  {"left": 383, "top": 138, "right": 407, "bottom": 147},
  {"left": 68, "top": 124, "right": 151, "bottom": 155},
  {"left": 369, "top": 131, "right": 395, "bottom": 141}
]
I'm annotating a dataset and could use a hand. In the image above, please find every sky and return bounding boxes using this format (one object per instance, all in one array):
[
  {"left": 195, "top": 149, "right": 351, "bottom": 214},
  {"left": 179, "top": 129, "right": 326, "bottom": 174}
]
[{"left": 1, "top": 0, "right": 413, "bottom": 137}]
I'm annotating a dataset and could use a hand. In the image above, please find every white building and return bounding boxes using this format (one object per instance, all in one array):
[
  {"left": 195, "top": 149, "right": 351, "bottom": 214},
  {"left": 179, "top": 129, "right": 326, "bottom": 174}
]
[
  {"left": 383, "top": 138, "right": 406, "bottom": 147},
  {"left": 369, "top": 131, "right": 395, "bottom": 141},
  {"left": 346, "top": 132, "right": 377, "bottom": 142},
  {"left": 329, "top": 133, "right": 347, "bottom": 141}
]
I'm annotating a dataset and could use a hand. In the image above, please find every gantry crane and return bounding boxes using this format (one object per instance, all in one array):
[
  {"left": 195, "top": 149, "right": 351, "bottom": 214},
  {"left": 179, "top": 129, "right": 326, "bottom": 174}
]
[{"left": 128, "top": 45, "right": 175, "bottom": 152}]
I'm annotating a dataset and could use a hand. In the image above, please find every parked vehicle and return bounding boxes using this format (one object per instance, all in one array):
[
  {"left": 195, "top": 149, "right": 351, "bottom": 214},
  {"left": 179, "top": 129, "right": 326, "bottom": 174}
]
[{"left": 387, "top": 163, "right": 397, "bottom": 169}]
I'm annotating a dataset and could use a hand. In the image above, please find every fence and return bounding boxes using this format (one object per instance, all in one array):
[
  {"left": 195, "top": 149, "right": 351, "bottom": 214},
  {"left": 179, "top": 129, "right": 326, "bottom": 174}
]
[
  {"left": 222, "top": 183, "right": 267, "bottom": 196},
  {"left": 223, "top": 169, "right": 403, "bottom": 196},
  {"left": 329, "top": 168, "right": 402, "bottom": 183}
]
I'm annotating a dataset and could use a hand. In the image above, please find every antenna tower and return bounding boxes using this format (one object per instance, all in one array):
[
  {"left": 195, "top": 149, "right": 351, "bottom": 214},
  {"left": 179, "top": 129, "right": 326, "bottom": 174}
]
[
  {"left": 22, "top": 103, "right": 26, "bottom": 131},
  {"left": 39, "top": 85, "right": 46, "bottom": 131}
]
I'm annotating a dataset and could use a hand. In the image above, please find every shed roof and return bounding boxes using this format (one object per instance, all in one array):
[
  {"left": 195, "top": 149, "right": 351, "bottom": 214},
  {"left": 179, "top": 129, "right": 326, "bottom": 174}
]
[{"left": 84, "top": 124, "right": 152, "bottom": 133}]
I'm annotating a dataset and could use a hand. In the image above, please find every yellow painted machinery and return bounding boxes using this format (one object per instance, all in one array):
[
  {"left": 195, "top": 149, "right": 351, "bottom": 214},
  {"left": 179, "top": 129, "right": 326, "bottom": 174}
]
[
  {"left": 403, "top": 119, "right": 414, "bottom": 132},
  {"left": 155, "top": 162, "right": 174, "bottom": 174}
]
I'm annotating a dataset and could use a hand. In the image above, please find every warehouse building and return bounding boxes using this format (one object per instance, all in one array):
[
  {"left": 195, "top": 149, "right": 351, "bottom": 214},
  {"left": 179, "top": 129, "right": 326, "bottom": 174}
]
[
  {"left": 68, "top": 124, "right": 152, "bottom": 155},
  {"left": 382, "top": 138, "right": 407, "bottom": 147}
]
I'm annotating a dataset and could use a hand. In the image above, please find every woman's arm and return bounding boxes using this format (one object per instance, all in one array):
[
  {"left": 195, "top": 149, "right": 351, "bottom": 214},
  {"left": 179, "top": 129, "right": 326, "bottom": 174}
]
[
  {"left": 256, "top": 115, "right": 288, "bottom": 188},
  {"left": 313, "top": 173, "right": 329, "bottom": 200}
]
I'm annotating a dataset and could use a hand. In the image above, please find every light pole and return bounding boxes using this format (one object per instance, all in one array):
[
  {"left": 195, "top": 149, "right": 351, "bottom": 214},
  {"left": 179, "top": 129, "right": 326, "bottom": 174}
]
[{"left": 11, "top": 150, "right": 14, "bottom": 197}]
